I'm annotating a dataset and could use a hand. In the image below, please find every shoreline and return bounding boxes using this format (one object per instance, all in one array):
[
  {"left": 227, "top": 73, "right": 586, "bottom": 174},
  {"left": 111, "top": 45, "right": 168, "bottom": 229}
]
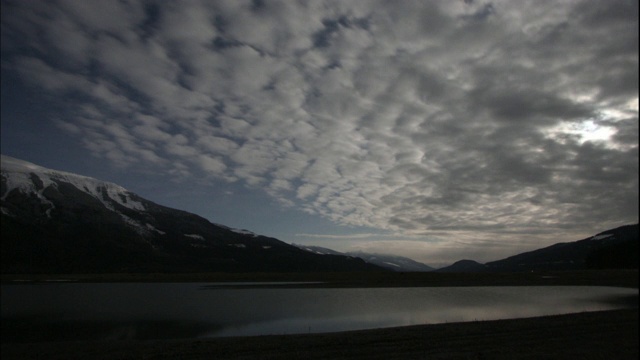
[
  {"left": 2, "top": 269, "right": 638, "bottom": 288},
  {"left": 2, "top": 309, "right": 638, "bottom": 359}
]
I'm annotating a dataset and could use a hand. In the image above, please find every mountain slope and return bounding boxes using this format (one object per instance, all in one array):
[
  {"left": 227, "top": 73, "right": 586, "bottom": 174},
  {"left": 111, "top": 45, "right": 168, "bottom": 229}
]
[
  {"left": 0, "top": 155, "right": 384, "bottom": 274},
  {"left": 484, "top": 224, "right": 638, "bottom": 272}
]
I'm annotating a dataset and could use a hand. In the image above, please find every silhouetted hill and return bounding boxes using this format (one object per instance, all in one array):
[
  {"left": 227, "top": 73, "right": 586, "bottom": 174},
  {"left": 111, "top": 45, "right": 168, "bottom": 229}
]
[
  {"left": 436, "top": 259, "right": 487, "bottom": 273},
  {"left": 485, "top": 224, "right": 638, "bottom": 272}
]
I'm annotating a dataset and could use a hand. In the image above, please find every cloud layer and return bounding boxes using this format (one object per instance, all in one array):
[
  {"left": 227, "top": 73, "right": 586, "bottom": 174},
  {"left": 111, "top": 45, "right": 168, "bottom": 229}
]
[{"left": 2, "top": 0, "right": 638, "bottom": 252}]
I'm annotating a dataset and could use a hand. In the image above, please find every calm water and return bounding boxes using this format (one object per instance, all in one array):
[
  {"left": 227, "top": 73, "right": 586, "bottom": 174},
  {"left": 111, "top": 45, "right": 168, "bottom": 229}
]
[{"left": 1, "top": 283, "right": 637, "bottom": 342}]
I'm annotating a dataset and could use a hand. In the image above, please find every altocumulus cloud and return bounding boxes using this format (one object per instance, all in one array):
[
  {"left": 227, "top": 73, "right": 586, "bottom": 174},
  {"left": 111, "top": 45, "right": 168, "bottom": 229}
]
[{"left": 1, "top": 0, "right": 638, "bottom": 261}]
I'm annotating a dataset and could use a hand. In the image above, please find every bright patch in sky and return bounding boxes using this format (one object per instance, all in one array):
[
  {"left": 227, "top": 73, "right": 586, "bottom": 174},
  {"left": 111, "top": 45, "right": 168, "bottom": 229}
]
[
  {"left": 576, "top": 120, "right": 616, "bottom": 143},
  {"left": 551, "top": 120, "right": 616, "bottom": 145}
]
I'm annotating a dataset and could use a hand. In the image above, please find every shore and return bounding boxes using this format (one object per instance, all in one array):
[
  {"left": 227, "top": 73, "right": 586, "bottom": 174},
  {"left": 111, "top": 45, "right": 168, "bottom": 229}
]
[
  {"left": 2, "top": 269, "right": 638, "bottom": 288},
  {"left": 2, "top": 309, "right": 637, "bottom": 360}
]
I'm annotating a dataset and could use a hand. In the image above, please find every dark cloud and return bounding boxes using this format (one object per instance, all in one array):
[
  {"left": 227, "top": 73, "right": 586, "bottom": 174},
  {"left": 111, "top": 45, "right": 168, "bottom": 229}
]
[
  {"left": 612, "top": 117, "right": 640, "bottom": 146},
  {"left": 461, "top": 3, "right": 495, "bottom": 22}
]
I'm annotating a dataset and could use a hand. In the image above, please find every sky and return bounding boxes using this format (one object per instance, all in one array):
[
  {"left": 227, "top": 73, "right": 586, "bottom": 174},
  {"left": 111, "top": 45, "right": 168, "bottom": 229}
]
[{"left": 1, "top": 0, "right": 638, "bottom": 268}]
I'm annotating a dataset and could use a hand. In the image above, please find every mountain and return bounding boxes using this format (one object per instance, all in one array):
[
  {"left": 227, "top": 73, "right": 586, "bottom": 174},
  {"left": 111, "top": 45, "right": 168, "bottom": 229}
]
[
  {"left": 292, "top": 244, "right": 434, "bottom": 272},
  {"left": 431, "top": 224, "right": 638, "bottom": 273},
  {"left": 346, "top": 251, "right": 435, "bottom": 272},
  {"left": 484, "top": 224, "right": 639, "bottom": 272},
  {"left": 436, "top": 259, "right": 487, "bottom": 273},
  {"left": 0, "top": 155, "right": 384, "bottom": 274}
]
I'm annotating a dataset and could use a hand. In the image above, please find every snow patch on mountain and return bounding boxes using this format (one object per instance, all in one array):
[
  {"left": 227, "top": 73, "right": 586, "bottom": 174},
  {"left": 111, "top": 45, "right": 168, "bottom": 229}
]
[
  {"left": 1, "top": 155, "right": 145, "bottom": 213},
  {"left": 231, "top": 228, "right": 257, "bottom": 237},
  {"left": 212, "top": 221, "right": 258, "bottom": 238},
  {"left": 119, "top": 214, "right": 150, "bottom": 235},
  {"left": 146, "top": 223, "right": 165, "bottom": 235},
  {"left": 292, "top": 244, "right": 345, "bottom": 256},
  {"left": 590, "top": 234, "right": 613, "bottom": 241}
]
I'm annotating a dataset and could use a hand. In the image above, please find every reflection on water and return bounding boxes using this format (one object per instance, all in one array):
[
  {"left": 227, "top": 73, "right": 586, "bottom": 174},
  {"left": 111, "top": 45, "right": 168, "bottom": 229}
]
[{"left": 1, "top": 284, "right": 637, "bottom": 342}]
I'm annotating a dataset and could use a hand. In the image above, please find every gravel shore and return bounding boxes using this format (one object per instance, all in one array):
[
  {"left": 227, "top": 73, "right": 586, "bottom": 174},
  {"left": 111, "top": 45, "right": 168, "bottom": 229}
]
[{"left": 3, "top": 308, "right": 637, "bottom": 360}]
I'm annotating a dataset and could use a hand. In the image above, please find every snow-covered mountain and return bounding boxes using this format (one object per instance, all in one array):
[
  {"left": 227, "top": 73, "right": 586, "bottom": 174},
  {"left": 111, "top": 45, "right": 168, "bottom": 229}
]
[
  {"left": 292, "top": 244, "right": 434, "bottom": 272},
  {"left": 1, "top": 155, "right": 147, "bottom": 221},
  {"left": 0, "top": 155, "right": 384, "bottom": 274}
]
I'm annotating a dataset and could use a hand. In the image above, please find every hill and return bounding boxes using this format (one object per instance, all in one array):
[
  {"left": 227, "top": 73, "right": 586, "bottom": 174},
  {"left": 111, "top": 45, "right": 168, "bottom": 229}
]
[
  {"left": 485, "top": 224, "right": 638, "bottom": 272},
  {"left": 436, "top": 259, "right": 487, "bottom": 273}
]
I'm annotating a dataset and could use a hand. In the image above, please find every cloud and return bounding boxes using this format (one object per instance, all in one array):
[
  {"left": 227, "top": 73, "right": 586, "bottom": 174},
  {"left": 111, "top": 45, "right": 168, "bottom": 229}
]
[{"left": 2, "top": 0, "right": 638, "bottom": 252}]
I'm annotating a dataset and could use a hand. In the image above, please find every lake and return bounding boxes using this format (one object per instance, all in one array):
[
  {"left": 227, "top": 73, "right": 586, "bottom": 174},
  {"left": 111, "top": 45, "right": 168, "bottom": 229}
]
[{"left": 1, "top": 283, "right": 637, "bottom": 342}]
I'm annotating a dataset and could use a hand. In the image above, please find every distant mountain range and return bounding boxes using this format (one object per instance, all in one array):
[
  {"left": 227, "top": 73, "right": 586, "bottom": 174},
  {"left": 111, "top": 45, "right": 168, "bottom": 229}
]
[
  {"left": 292, "top": 244, "right": 435, "bottom": 272},
  {"left": 295, "top": 225, "right": 638, "bottom": 273},
  {"left": 0, "top": 155, "right": 383, "bottom": 274},
  {"left": 1, "top": 155, "right": 636, "bottom": 274}
]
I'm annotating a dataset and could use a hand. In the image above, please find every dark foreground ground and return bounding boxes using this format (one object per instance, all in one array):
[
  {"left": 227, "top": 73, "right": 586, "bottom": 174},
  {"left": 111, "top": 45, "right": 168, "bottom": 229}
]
[{"left": 2, "top": 309, "right": 637, "bottom": 360}]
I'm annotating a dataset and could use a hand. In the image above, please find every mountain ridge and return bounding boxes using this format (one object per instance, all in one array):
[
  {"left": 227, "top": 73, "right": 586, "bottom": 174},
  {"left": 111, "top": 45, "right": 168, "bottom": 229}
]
[
  {"left": 1, "top": 155, "right": 385, "bottom": 274},
  {"left": 434, "top": 223, "right": 639, "bottom": 272},
  {"left": 2, "top": 155, "right": 636, "bottom": 274}
]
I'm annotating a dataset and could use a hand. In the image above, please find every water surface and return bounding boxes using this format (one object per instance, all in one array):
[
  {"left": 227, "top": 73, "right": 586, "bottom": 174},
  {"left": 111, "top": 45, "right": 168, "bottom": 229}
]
[{"left": 1, "top": 283, "right": 636, "bottom": 342}]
